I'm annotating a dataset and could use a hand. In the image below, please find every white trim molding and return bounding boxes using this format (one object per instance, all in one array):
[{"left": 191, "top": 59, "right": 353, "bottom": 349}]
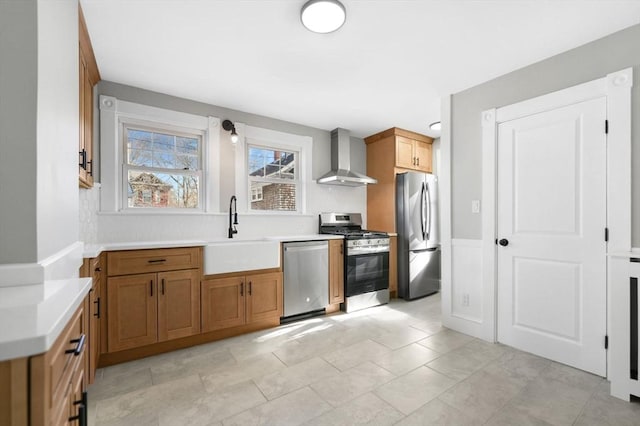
[
  {"left": 481, "top": 67, "right": 633, "bottom": 347},
  {"left": 99, "top": 96, "right": 221, "bottom": 213},
  {"left": 234, "top": 124, "right": 312, "bottom": 215}
]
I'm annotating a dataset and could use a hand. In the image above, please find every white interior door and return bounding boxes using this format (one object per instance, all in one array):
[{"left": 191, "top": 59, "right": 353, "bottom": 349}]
[{"left": 497, "top": 97, "right": 607, "bottom": 376}]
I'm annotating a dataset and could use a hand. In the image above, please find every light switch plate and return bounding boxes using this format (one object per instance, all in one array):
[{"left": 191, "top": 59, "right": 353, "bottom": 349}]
[{"left": 471, "top": 200, "right": 481, "bottom": 213}]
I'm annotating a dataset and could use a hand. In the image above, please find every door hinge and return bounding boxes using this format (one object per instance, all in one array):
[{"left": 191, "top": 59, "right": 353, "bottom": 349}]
[
  {"left": 605, "top": 335, "right": 609, "bottom": 350},
  {"left": 605, "top": 227, "right": 609, "bottom": 242},
  {"left": 605, "top": 120, "right": 609, "bottom": 134}
]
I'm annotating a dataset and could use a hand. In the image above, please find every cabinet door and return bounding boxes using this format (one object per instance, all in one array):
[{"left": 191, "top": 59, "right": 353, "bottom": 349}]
[
  {"left": 158, "top": 270, "right": 201, "bottom": 341},
  {"left": 395, "top": 136, "right": 415, "bottom": 169},
  {"left": 68, "top": 363, "right": 86, "bottom": 426},
  {"left": 328, "top": 240, "right": 344, "bottom": 304},
  {"left": 88, "top": 279, "right": 100, "bottom": 384},
  {"left": 107, "top": 274, "right": 157, "bottom": 352},
  {"left": 414, "top": 140, "right": 432, "bottom": 172},
  {"left": 78, "top": 50, "right": 89, "bottom": 187},
  {"left": 201, "top": 277, "right": 245, "bottom": 332},
  {"left": 246, "top": 272, "right": 283, "bottom": 323},
  {"left": 82, "top": 60, "right": 94, "bottom": 186},
  {"left": 389, "top": 236, "right": 398, "bottom": 298}
]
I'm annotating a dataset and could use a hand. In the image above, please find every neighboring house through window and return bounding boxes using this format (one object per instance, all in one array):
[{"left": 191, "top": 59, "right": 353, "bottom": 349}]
[
  {"left": 124, "top": 125, "right": 203, "bottom": 209},
  {"left": 234, "top": 124, "right": 312, "bottom": 214},
  {"left": 99, "top": 96, "right": 220, "bottom": 213},
  {"left": 248, "top": 145, "right": 298, "bottom": 212}
]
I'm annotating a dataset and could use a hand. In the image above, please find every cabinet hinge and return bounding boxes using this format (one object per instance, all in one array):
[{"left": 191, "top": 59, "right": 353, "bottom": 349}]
[
  {"left": 605, "top": 227, "right": 609, "bottom": 242},
  {"left": 605, "top": 335, "right": 609, "bottom": 350},
  {"left": 605, "top": 120, "right": 609, "bottom": 134}
]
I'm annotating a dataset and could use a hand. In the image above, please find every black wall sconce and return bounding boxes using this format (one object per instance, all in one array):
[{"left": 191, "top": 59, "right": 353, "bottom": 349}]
[{"left": 222, "top": 119, "right": 239, "bottom": 144}]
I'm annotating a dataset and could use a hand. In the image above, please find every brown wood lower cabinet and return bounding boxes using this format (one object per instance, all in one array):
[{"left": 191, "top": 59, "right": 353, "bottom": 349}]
[
  {"left": 107, "top": 269, "right": 200, "bottom": 352},
  {"left": 202, "top": 272, "right": 282, "bottom": 333},
  {"left": 158, "top": 270, "right": 201, "bottom": 341},
  {"left": 328, "top": 240, "right": 344, "bottom": 304}
]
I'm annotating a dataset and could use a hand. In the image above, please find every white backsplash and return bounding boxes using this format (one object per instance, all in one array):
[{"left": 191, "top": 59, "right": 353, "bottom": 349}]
[
  {"left": 96, "top": 183, "right": 366, "bottom": 243},
  {"left": 79, "top": 184, "right": 100, "bottom": 244}
]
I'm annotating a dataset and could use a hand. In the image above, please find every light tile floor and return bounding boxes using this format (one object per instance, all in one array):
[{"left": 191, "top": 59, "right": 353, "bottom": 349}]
[{"left": 88, "top": 294, "right": 640, "bottom": 425}]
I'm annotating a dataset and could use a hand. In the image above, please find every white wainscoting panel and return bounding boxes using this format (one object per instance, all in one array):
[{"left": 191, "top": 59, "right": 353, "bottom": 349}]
[{"left": 442, "top": 239, "right": 488, "bottom": 340}]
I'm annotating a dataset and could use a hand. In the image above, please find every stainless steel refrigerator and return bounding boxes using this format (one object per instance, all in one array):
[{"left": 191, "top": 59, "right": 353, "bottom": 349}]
[{"left": 396, "top": 171, "right": 441, "bottom": 300}]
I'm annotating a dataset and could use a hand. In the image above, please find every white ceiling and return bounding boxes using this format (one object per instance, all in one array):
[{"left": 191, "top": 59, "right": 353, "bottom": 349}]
[{"left": 81, "top": 0, "right": 640, "bottom": 138}]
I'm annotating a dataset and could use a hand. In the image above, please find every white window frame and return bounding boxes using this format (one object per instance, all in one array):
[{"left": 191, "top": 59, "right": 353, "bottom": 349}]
[
  {"left": 247, "top": 142, "right": 300, "bottom": 213},
  {"left": 99, "top": 96, "right": 220, "bottom": 213},
  {"left": 122, "top": 120, "right": 205, "bottom": 211},
  {"left": 234, "top": 124, "right": 312, "bottom": 215}
]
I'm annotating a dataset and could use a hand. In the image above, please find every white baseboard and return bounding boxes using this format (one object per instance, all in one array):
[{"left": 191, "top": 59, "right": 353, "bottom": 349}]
[{"left": 0, "top": 241, "right": 84, "bottom": 287}]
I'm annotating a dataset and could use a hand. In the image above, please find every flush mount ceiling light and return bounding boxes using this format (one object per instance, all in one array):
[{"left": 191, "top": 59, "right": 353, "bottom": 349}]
[
  {"left": 222, "top": 119, "right": 239, "bottom": 144},
  {"left": 429, "top": 121, "right": 442, "bottom": 132},
  {"left": 301, "top": 0, "right": 346, "bottom": 34}
]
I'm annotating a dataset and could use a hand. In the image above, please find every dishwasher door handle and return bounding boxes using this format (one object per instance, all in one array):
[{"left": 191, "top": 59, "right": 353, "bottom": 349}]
[{"left": 284, "top": 245, "right": 327, "bottom": 253}]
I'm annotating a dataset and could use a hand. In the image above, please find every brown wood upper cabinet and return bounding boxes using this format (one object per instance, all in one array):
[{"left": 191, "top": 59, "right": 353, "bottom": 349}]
[
  {"left": 79, "top": 3, "right": 100, "bottom": 188},
  {"left": 365, "top": 127, "right": 434, "bottom": 233},
  {"left": 328, "top": 240, "right": 344, "bottom": 305},
  {"left": 201, "top": 271, "right": 283, "bottom": 333},
  {"left": 106, "top": 248, "right": 202, "bottom": 353}
]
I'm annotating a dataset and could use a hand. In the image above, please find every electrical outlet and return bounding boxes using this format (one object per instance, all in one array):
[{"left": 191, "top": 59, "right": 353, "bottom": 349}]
[
  {"left": 462, "top": 293, "right": 470, "bottom": 307},
  {"left": 471, "top": 200, "right": 481, "bottom": 214}
]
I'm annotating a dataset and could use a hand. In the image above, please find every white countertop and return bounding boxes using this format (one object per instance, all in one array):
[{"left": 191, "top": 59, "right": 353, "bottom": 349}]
[
  {"left": 2, "top": 235, "right": 347, "bottom": 361},
  {"left": 265, "top": 234, "right": 345, "bottom": 242},
  {"left": 83, "top": 235, "right": 344, "bottom": 257},
  {"left": 0, "top": 277, "right": 92, "bottom": 361}
]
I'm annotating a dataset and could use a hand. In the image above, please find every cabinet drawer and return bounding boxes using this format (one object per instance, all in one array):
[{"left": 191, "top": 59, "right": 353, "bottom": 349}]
[
  {"left": 49, "top": 304, "right": 86, "bottom": 412},
  {"left": 107, "top": 247, "right": 201, "bottom": 276}
]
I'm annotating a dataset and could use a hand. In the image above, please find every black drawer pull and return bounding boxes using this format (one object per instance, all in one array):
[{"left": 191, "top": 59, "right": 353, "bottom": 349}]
[
  {"left": 248, "top": 281, "right": 252, "bottom": 295},
  {"left": 69, "top": 392, "right": 87, "bottom": 425},
  {"left": 147, "top": 259, "right": 167, "bottom": 264},
  {"left": 65, "top": 334, "right": 86, "bottom": 356},
  {"left": 94, "top": 297, "right": 100, "bottom": 318},
  {"left": 162, "top": 278, "right": 165, "bottom": 295},
  {"left": 94, "top": 267, "right": 101, "bottom": 272},
  {"left": 78, "top": 149, "right": 87, "bottom": 170},
  {"left": 240, "top": 282, "right": 244, "bottom": 296}
]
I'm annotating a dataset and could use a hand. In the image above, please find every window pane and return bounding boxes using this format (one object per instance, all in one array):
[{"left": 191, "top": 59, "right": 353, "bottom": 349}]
[
  {"left": 128, "top": 129, "right": 152, "bottom": 150},
  {"left": 128, "top": 148, "right": 153, "bottom": 167},
  {"left": 177, "top": 137, "right": 198, "bottom": 154},
  {"left": 249, "top": 181, "right": 296, "bottom": 211},
  {"left": 126, "top": 128, "right": 200, "bottom": 170},
  {"left": 127, "top": 170, "right": 199, "bottom": 208},
  {"left": 248, "top": 146, "right": 295, "bottom": 179}
]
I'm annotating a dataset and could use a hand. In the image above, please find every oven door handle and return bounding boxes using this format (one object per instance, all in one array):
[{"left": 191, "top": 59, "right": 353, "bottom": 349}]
[{"left": 347, "top": 247, "right": 390, "bottom": 256}]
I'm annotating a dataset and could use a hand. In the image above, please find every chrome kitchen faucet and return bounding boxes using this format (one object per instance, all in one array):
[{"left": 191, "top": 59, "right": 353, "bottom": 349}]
[{"left": 228, "top": 195, "right": 238, "bottom": 238}]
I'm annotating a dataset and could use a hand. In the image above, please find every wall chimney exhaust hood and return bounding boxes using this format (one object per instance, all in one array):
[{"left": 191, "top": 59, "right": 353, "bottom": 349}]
[{"left": 317, "top": 128, "right": 377, "bottom": 187}]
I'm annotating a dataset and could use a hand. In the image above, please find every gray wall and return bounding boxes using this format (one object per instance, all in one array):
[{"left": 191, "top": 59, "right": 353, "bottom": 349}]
[
  {"left": 96, "top": 81, "right": 366, "bottom": 211},
  {"left": 0, "top": 1, "right": 38, "bottom": 263},
  {"left": 451, "top": 23, "right": 640, "bottom": 244}
]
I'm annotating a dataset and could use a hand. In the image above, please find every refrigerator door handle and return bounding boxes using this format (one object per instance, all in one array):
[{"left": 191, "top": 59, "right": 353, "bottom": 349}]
[
  {"left": 425, "top": 181, "right": 431, "bottom": 241},
  {"left": 420, "top": 182, "right": 426, "bottom": 240}
]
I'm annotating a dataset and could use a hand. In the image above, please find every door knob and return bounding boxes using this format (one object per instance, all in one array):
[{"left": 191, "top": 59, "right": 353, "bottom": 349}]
[{"left": 498, "top": 239, "right": 509, "bottom": 247}]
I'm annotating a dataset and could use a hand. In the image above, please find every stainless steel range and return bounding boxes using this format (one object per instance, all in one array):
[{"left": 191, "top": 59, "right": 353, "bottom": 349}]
[{"left": 319, "top": 213, "right": 390, "bottom": 313}]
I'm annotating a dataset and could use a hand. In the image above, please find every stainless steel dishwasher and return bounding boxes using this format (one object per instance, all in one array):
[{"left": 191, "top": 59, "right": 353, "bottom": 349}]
[{"left": 282, "top": 240, "right": 329, "bottom": 319}]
